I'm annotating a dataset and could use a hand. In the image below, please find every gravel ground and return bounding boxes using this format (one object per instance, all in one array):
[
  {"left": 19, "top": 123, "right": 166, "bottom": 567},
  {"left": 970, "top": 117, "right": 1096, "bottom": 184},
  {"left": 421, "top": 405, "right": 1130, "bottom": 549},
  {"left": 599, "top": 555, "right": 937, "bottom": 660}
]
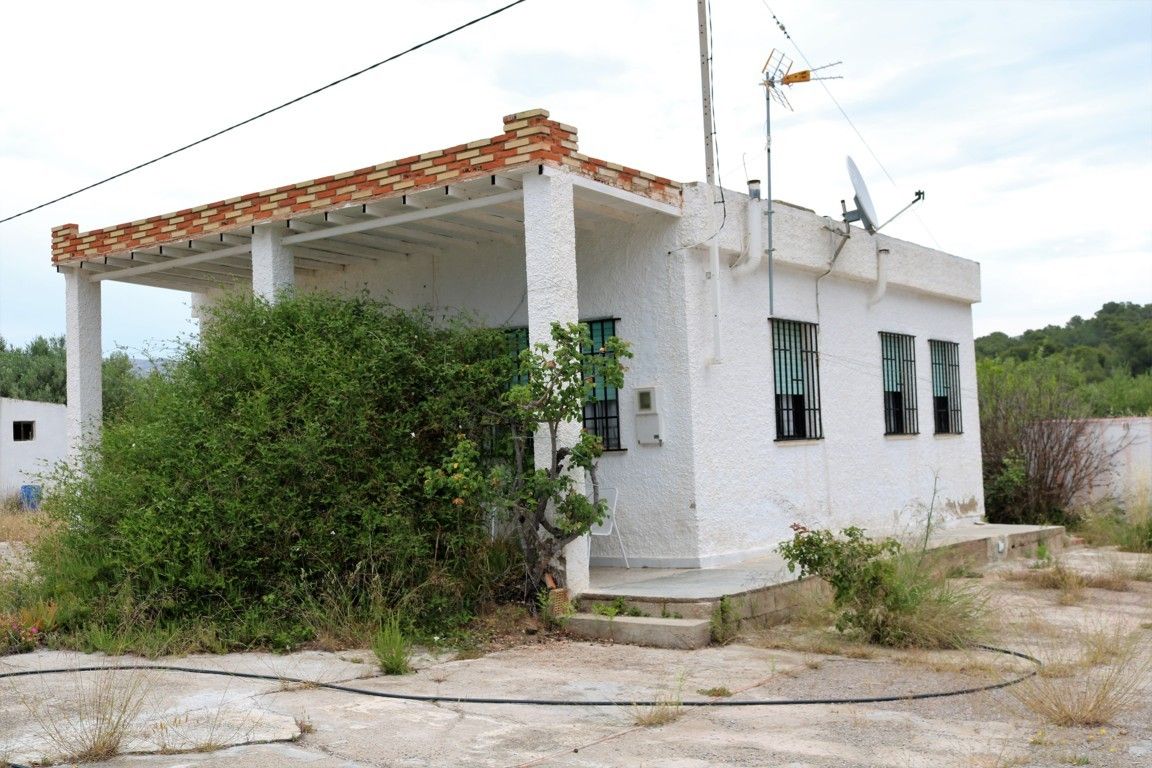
[{"left": 1, "top": 547, "right": 1150, "bottom": 767}]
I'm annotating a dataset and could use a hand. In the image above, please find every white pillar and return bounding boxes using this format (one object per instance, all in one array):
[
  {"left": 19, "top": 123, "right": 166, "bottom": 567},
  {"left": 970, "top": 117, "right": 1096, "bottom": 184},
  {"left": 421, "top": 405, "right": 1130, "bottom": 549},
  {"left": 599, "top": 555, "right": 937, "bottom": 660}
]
[
  {"left": 522, "top": 169, "right": 590, "bottom": 595},
  {"left": 251, "top": 225, "right": 294, "bottom": 302},
  {"left": 65, "top": 269, "right": 102, "bottom": 457}
]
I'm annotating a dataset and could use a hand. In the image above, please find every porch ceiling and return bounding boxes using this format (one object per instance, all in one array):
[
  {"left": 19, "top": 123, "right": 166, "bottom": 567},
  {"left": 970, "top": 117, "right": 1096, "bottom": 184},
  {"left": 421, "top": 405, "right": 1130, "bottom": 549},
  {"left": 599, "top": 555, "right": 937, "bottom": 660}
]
[
  {"left": 54, "top": 173, "right": 673, "bottom": 294},
  {"left": 50, "top": 109, "right": 683, "bottom": 295}
]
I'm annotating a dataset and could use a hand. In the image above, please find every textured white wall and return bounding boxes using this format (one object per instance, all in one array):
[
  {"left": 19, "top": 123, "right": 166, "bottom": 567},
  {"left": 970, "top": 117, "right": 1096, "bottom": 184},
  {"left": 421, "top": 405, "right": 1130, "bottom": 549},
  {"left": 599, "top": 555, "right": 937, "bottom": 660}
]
[
  {"left": 0, "top": 398, "right": 69, "bottom": 495},
  {"left": 681, "top": 185, "right": 984, "bottom": 565}
]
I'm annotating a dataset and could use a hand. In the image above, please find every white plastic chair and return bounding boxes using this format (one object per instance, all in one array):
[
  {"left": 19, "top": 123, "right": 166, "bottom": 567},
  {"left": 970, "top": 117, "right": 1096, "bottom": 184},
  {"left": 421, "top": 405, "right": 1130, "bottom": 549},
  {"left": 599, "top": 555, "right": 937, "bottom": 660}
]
[{"left": 588, "top": 486, "right": 629, "bottom": 568}]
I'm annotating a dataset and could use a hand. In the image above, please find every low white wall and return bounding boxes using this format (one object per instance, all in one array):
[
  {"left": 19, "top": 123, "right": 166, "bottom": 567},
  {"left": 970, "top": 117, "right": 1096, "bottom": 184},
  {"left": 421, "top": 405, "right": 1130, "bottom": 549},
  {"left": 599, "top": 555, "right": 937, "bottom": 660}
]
[
  {"left": 0, "top": 398, "right": 69, "bottom": 496},
  {"left": 1077, "top": 417, "right": 1152, "bottom": 507}
]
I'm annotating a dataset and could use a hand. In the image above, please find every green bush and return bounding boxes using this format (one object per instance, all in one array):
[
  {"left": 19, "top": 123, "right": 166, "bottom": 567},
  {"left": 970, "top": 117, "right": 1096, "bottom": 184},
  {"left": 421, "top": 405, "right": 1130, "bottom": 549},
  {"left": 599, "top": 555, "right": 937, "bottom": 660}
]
[
  {"left": 777, "top": 524, "right": 986, "bottom": 648},
  {"left": 31, "top": 292, "right": 517, "bottom": 650},
  {"left": 373, "top": 613, "right": 412, "bottom": 675}
]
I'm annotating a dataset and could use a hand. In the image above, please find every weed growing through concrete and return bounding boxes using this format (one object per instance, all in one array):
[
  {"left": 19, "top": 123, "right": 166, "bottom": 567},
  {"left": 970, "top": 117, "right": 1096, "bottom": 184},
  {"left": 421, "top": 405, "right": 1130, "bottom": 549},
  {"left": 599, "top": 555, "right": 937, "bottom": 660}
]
[
  {"left": 632, "top": 674, "right": 685, "bottom": 727},
  {"left": 710, "top": 596, "right": 739, "bottom": 645},
  {"left": 1010, "top": 624, "right": 1151, "bottom": 726},
  {"left": 21, "top": 667, "right": 152, "bottom": 763},
  {"left": 696, "top": 686, "right": 732, "bottom": 698},
  {"left": 373, "top": 613, "right": 411, "bottom": 675}
]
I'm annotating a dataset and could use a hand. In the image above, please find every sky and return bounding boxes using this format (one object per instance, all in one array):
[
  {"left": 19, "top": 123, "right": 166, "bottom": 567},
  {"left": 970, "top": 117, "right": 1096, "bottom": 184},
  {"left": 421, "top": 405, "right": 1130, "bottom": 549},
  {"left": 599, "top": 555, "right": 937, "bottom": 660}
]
[{"left": 1, "top": 0, "right": 1149, "bottom": 356}]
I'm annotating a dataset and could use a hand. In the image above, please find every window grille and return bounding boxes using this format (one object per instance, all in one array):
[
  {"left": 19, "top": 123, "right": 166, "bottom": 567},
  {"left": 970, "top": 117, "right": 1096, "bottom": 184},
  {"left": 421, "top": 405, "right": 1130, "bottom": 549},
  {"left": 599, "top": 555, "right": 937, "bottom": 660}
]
[
  {"left": 583, "top": 318, "right": 622, "bottom": 450},
  {"left": 12, "top": 421, "right": 34, "bottom": 442},
  {"left": 929, "top": 339, "right": 963, "bottom": 434},
  {"left": 880, "top": 332, "right": 918, "bottom": 435},
  {"left": 772, "top": 319, "right": 823, "bottom": 440}
]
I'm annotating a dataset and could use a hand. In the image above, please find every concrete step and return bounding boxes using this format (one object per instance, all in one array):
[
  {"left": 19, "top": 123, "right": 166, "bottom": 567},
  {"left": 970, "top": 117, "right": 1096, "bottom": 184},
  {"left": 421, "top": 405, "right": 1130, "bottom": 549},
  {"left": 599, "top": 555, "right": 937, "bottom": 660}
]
[
  {"left": 574, "top": 524, "right": 1067, "bottom": 649},
  {"left": 563, "top": 613, "right": 712, "bottom": 649}
]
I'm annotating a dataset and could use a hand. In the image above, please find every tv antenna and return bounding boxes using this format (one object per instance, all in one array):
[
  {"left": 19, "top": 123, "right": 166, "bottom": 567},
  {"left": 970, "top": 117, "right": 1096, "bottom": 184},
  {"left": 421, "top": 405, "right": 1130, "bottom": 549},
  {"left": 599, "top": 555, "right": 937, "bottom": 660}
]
[{"left": 758, "top": 50, "right": 841, "bottom": 317}]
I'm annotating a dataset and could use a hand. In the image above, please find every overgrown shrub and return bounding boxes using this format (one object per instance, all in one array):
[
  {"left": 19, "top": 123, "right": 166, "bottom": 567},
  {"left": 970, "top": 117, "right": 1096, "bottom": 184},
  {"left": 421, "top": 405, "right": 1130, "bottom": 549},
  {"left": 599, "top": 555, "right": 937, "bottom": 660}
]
[
  {"left": 30, "top": 292, "right": 518, "bottom": 648},
  {"left": 777, "top": 524, "right": 986, "bottom": 648},
  {"left": 978, "top": 357, "right": 1124, "bottom": 525}
]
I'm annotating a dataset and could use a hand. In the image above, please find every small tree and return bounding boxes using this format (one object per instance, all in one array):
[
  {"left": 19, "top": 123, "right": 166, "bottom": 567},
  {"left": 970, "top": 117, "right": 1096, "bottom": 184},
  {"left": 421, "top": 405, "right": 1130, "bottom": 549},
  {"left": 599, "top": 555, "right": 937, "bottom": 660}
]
[{"left": 424, "top": 322, "right": 630, "bottom": 593}]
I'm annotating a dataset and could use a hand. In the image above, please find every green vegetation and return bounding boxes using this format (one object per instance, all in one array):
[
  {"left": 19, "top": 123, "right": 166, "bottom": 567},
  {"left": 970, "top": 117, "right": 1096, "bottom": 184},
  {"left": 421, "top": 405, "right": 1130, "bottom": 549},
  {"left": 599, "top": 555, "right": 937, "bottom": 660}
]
[
  {"left": 976, "top": 301, "right": 1152, "bottom": 416},
  {"left": 976, "top": 303, "right": 1152, "bottom": 526},
  {"left": 1077, "top": 500, "right": 1152, "bottom": 554},
  {"left": 422, "top": 320, "right": 629, "bottom": 593},
  {"left": 591, "top": 596, "right": 645, "bottom": 618},
  {"left": 777, "top": 524, "right": 986, "bottom": 649},
  {"left": 0, "top": 335, "right": 140, "bottom": 419},
  {"left": 373, "top": 613, "right": 412, "bottom": 675},
  {"left": 17, "top": 293, "right": 521, "bottom": 650},
  {"left": 709, "top": 596, "right": 739, "bottom": 645},
  {"left": 1, "top": 292, "right": 628, "bottom": 654}
]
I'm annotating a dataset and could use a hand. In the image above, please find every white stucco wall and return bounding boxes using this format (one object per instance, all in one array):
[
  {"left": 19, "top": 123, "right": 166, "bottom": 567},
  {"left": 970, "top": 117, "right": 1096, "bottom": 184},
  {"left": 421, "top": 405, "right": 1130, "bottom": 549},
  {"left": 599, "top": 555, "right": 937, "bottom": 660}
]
[
  {"left": 0, "top": 398, "right": 68, "bottom": 496},
  {"left": 1076, "top": 417, "right": 1152, "bottom": 507},
  {"left": 677, "top": 184, "right": 984, "bottom": 566}
]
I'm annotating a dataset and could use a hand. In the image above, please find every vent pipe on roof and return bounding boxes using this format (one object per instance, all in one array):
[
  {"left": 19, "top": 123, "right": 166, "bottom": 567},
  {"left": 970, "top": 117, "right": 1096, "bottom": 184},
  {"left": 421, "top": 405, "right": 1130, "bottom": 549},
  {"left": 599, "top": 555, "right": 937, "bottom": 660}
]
[{"left": 732, "top": 181, "right": 763, "bottom": 275}]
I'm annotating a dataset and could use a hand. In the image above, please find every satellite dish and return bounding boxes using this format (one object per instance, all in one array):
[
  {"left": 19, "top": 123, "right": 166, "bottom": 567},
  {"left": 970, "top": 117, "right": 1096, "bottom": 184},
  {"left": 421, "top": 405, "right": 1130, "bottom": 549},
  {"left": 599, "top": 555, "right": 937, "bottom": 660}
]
[{"left": 844, "top": 156, "right": 878, "bottom": 234}]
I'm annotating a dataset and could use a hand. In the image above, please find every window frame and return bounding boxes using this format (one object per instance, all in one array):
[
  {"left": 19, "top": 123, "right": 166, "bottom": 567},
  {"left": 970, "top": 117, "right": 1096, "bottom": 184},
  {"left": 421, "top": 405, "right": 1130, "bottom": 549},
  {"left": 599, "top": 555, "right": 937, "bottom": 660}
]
[
  {"left": 879, "top": 331, "right": 919, "bottom": 435},
  {"left": 505, "top": 320, "right": 625, "bottom": 452},
  {"left": 929, "top": 339, "right": 963, "bottom": 435},
  {"left": 12, "top": 421, "right": 35, "bottom": 442},
  {"left": 771, "top": 318, "right": 824, "bottom": 441},
  {"left": 581, "top": 317, "right": 623, "bottom": 451}
]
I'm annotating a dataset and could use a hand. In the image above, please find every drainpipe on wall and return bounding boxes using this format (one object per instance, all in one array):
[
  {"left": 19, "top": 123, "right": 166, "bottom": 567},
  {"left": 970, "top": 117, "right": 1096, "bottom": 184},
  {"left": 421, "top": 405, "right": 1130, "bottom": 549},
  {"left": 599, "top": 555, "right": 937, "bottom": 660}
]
[{"left": 868, "top": 247, "right": 890, "bottom": 305}]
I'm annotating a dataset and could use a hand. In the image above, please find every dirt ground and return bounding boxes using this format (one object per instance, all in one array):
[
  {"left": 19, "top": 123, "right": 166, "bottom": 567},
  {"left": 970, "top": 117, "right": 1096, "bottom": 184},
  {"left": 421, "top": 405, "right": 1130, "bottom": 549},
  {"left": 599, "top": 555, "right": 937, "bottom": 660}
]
[{"left": 1, "top": 546, "right": 1150, "bottom": 768}]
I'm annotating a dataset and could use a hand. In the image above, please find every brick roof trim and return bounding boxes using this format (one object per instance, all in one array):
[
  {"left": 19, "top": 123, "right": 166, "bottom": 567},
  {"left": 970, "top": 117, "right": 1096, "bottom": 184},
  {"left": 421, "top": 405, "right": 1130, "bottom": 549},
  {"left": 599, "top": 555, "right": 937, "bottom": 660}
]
[{"left": 52, "top": 109, "right": 683, "bottom": 264}]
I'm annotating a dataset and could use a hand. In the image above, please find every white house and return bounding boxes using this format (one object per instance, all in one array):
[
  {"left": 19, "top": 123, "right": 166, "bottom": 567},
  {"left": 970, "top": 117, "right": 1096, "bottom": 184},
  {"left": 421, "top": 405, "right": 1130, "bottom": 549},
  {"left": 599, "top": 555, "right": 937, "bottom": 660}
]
[
  {"left": 50, "top": 109, "right": 984, "bottom": 593},
  {"left": 0, "top": 397, "right": 67, "bottom": 498}
]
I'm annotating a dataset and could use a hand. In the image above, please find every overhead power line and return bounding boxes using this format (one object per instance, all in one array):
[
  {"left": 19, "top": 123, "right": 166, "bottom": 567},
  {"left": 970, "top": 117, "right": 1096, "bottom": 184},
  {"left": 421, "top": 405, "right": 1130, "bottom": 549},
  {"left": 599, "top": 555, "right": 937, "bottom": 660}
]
[{"left": 0, "top": 0, "right": 530, "bottom": 226}]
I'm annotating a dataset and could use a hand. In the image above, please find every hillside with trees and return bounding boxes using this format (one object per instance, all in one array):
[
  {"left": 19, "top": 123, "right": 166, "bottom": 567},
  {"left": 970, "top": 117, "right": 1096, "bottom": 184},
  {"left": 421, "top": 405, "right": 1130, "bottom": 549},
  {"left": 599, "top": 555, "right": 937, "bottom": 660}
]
[
  {"left": 0, "top": 335, "right": 138, "bottom": 419},
  {"left": 976, "top": 302, "right": 1152, "bottom": 417}
]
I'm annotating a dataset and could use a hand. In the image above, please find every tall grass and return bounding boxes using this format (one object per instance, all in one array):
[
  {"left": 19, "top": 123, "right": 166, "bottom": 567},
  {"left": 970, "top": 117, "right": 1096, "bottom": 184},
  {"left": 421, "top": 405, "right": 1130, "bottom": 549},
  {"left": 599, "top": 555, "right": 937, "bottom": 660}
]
[
  {"left": 20, "top": 668, "right": 152, "bottom": 763},
  {"left": 1010, "top": 626, "right": 1150, "bottom": 726},
  {"left": 373, "top": 613, "right": 411, "bottom": 675}
]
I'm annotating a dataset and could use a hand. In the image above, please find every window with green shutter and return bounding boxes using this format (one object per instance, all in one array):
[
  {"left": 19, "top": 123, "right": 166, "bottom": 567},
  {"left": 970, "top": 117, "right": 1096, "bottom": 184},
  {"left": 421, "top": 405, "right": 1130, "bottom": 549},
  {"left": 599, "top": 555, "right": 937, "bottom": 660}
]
[
  {"left": 929, "top": 339, "right": 962, "bottom": 434},
  {"left": 880, "top": 331, "right": 918, "bottom": 435},
  {"left": 772, "top": 319, "right": 823, "bottom": 440}
]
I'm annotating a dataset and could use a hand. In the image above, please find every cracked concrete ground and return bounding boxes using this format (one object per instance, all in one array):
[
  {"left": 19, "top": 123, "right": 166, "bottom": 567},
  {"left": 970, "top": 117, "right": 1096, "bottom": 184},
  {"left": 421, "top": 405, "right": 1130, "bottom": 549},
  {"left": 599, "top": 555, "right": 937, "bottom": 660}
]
[{"left": 2, "top": 548, "right": 1150, "bottom": 768}]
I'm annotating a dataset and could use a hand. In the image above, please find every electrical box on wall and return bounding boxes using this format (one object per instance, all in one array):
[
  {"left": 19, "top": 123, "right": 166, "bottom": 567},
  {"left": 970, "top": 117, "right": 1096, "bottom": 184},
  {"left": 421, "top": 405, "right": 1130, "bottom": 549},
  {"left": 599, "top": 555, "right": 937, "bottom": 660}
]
[{"left": 634, "top": 387, "right": 662, "bottom": 446}]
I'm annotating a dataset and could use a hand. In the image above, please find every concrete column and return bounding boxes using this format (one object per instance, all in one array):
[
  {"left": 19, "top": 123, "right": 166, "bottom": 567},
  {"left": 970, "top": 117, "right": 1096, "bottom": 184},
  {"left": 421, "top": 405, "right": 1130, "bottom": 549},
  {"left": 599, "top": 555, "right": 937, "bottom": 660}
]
[
  {"left": 64, "top": 269, "right": 102, "bottom": 457},
  {"left": 251, "top": 225, "right": 294, "bottom": 302},
  {"left": 522, "top": 169, "right": 589, "bottom": 595}
]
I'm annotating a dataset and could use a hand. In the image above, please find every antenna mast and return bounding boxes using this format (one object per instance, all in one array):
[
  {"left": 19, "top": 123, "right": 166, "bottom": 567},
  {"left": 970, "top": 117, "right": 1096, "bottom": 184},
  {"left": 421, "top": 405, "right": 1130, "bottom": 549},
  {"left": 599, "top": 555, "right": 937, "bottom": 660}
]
[
  {"left": 760, "top": 50, "right": 840, "bottom": 317},
  {"left": 698, "top": 0, "right": 722, "bottom": 362}
]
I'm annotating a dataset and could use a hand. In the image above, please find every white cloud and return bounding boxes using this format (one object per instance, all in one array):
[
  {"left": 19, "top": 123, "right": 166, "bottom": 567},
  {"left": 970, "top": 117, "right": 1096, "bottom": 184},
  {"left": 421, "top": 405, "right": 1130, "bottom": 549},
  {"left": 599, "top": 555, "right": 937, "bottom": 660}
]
[{"left": 1, "top": 0, "right": 1149, "bottom": 351}]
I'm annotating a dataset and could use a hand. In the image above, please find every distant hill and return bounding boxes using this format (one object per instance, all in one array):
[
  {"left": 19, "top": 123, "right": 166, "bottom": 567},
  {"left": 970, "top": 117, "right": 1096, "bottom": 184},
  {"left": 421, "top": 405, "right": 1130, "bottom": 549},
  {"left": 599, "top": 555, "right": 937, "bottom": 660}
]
[
  {"left": 977, "top": 302, "right": 1152, "bottom": 379},
  {"left": 976, "top": 302, "right": 1152, "bottom": 417}
]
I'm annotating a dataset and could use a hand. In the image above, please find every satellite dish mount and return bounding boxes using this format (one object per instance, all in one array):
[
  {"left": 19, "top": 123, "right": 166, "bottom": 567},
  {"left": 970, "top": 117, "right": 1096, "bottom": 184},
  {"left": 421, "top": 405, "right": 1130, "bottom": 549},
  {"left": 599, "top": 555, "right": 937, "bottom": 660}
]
[{"left": 830, "top": 156, "right": 926, "bottom": 260}]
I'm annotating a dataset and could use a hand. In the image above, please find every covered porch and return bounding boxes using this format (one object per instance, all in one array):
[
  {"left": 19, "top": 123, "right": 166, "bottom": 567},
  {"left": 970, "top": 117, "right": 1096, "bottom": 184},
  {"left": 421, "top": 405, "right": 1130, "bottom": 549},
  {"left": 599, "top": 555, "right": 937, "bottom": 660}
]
[{"left": 50, "top": 109, "right": 682, "bottom": 594}]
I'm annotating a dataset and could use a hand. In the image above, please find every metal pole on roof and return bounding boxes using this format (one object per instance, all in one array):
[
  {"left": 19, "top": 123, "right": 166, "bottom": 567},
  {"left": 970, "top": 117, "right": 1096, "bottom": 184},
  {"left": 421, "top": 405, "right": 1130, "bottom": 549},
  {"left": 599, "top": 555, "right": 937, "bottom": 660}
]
[
  {"left": 698, "top": 0, "right": 716, "bottom": 186},
  {"left": 698, "top": 0, "right": 722, "bottom": 363}
]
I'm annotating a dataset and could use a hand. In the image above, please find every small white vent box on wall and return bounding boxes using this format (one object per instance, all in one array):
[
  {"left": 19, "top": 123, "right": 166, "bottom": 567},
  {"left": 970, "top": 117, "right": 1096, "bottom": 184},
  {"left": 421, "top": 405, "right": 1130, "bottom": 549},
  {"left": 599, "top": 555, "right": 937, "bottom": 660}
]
[{"left": 634, "top": 387, "right": 662, "bottom": 446}]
